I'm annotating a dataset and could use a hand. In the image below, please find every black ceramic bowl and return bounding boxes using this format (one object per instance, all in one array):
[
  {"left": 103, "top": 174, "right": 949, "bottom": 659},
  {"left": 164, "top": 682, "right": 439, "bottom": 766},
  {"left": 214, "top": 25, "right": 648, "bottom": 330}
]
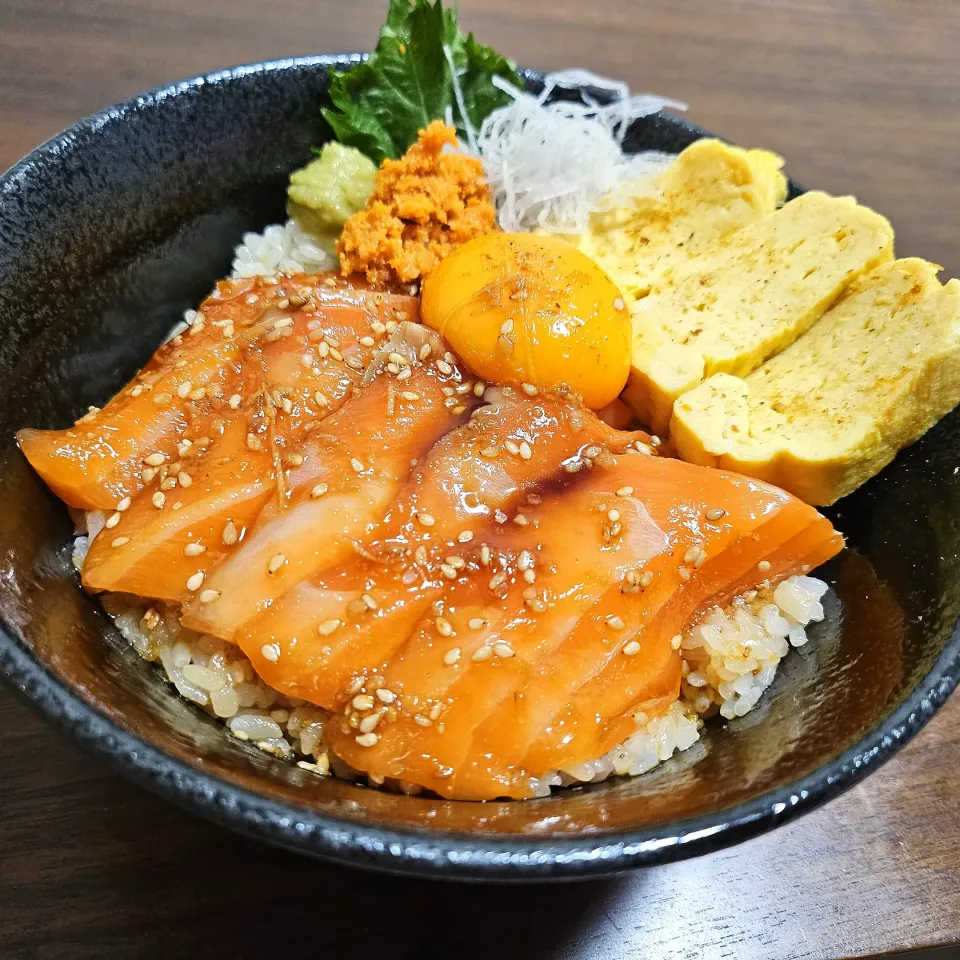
[{"left": 1, "top": 57, "right": 959, "bottom": 881}]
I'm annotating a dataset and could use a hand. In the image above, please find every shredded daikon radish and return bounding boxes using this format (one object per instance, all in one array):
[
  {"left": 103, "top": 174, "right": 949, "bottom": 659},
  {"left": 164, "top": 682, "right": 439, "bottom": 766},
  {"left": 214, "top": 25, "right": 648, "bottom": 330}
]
[{"left": 476, "top": 70, "right": 686, "bottom": 233}]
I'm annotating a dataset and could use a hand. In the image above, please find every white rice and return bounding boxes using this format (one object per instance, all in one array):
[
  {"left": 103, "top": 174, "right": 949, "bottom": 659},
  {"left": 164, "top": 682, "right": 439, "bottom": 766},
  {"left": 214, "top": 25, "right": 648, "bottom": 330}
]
[
  {"left": 90, "top": 558, "right": 827, "bottom": 796},
  {"left": 230, "top": 219, "right": 332, "bottom": 279}
]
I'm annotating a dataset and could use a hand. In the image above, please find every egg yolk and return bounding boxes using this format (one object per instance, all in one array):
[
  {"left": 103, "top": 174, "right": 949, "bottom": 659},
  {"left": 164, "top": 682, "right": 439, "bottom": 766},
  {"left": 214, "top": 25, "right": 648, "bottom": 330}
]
[{"left": 420, "top": 232, "right": 631, "bottom": 409}]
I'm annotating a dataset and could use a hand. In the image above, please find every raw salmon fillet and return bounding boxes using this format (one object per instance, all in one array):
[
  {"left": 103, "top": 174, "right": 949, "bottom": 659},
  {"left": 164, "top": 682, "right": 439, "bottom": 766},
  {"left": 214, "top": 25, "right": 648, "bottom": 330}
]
[{"left": 19, "top": 275, "right": 843, "bottom": 801}]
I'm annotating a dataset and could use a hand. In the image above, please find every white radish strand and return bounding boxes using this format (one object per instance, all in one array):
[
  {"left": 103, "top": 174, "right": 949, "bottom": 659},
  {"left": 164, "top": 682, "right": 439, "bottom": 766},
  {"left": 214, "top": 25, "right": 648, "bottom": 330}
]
[{"left": 475, "top": 69, "right": 686, "bottom": 233}]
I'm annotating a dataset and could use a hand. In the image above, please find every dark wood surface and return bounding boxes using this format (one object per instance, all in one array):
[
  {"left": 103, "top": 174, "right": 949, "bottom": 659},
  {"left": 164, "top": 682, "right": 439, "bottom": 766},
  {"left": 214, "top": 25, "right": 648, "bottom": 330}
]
[{"left": 2, "top": 2, "right": 960, "bottom": 957}]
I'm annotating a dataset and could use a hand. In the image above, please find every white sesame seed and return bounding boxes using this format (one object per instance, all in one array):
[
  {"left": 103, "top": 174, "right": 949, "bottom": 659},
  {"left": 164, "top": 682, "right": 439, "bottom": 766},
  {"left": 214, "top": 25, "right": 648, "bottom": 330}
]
[
  {"left": 186, "top": 571, "right": 205, "bottom": 591},
  {"left": 177, "top": 381, "right": 193, "bottom": 399},
  {"left": 435, "top": 616, "right": 453, "bottom": 636},
  {"left": 494, "top": 642, "right": 515, "bottom": 658},
  {"left": 310, "top": 483, "right": 329, "bottom": 499},
  {"left": 355, "top": 732, "right": 379, "bottom": 747},
  {"left": 268, "top": 553, "right": 286, "bottom": 575},
  {"left": 513, "top": 513, "right": 529, "bottom": 526},
  {"left": 261, "top": 643, "right": 280, "bottom": 662},
  {"left": 222, "top": 520, "right": 238, "bottom": 545},
  {"left": 500, "top": 319, "right": 514, "bottom": 336},
  {"left": 607, "top": 509, "right": 621, "bottom": 523},
  {"left": 519, "top": 441, "right": 532, "bottom": 460},
  {"left": 678, "top": 566, "right": 691, "bottom": 581},
  {"left": 376, "top": 688, "right": 396, "bottom": 703},
  {"left": 361, "top": 593, "right": 377, "bottom": 610},
  {"left": 457, "top": 530, "right": 474, "bottom": 544},
  {"left": 152, "top": 492, "right": 166, "bottom": 509},
  {"left": 349, "top": 458, "right": 364, "bottom": 474},
  {"left": 623, "top": 640, "right": 641, "bottom": 656},
  {"left": 489, "top": 572, "right": 507, "bottom": 590},
  {"left": 317, "top": 618, "right": 341, "bottom": 636},
  {"left": 606, "top": 615, "right": 626, "bottom": 631},
  {"left": 352, "top": 694, "right": 375, "bottom": 711},
  {"left": 111, "top": 537, "right": 129, "bottom": 548},
  {"left": 480, "top": 445, "right": 499, "bottom": 458},
  {"left": 505, "top": 440, "right": 520, "bottom": 456},
  {"left": 523, "top": 569, "right": 536, "bottom": 584},
  {"left": 401, "top": 391, "right": 420, "bottom": 401},
  {"left": 359, "top": 713, "right": 380, "bottom": 734},
  {"left": 758, "top": 560, "right": 771, "bottom": 573},
  {"left": 468, "top": 617, "right": 487, "bottom": 630},
  {"left": 443, "top": 647, "right": 462, "bottom": 665},
  {"left": 199, "top": 589, "right": 220, "bottom": 604},
  {"left": 436, "top": 360, "right": 453, "bottom": 375},
  {"left": 183, "top": 542, "right": 206, "bottom": 557},
  {"left": 521, "top": 383, "right": 538, "bottom": 396},
  {"left": 671, "top": 634, "right": 683, "bottom": 650},
  {"left": 178, "top": 472, "right": 192, "bottom": 488},
  {"left": 683, "top": 545, "right": 701, "bottom": 565},
  {"left": 640, "top": 571, "right": 654, "bottom": 587},
  {"left": 246, "top": 433, "right": 262, "bottom": 451},
  {"left": 144, "top": 453, "right": 166, "bottom": 467},
  {"left": 705, "top": 508, "right": 726, "bottom": 521},
  {"left": 117, "top": 497, "right": 131, "bottom": 512},
  {"left": 471, "top": 645, "right": 493, "bottom": 662},
  {"left": 440, "top": 563, "right": 458, "bottom": 579},
  {"left": 518, "top": 550, "right": 535, "bottom": 571},
  {"left": 142, "top": 467, "right": 157, "bottom": 483},
  {"left": 417, "top": 512, "right": 435, "bottom": 527},
  {"left": 105, "top": 512, "right": 121, "bottom": 529},
  {"left": 418, "top": 343, "right": 432, "bottom": 361}
]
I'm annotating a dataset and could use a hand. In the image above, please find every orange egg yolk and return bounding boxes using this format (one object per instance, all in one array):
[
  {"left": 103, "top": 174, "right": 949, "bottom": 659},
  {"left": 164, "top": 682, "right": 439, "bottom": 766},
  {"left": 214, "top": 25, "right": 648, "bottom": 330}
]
[{"left": 421, "top": 233, "right": 631, "bottom": 409}]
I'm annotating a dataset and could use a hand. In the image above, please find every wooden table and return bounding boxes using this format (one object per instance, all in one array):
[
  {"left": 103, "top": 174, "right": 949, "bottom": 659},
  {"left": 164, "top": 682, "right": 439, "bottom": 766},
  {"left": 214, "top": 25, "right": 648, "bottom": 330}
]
[{"left": 2, "top": 2, "right": 959, "bottom": 957}]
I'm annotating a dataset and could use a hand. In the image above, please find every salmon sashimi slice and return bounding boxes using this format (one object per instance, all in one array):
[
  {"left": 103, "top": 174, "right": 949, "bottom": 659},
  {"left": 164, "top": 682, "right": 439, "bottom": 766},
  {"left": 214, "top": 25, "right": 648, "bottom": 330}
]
[
  {"left": 180, "top": 326, "right": 474, "bottom": 639},
  {"left": 327, "top": 472, "right": 674, "bottom": 799},
  {"left": 78, "top": 278, "right": 420, "bottom": 599},
  {"left": 517, "top": 461, "right": 842, "bottom": 777},
  {"left": 327, "top": 452, "right": 841, "bottom": 799},
  {"left": 234, "top": 393, "right": 656, "bottom": 707},
  {"left": 81, "top": 418, "right": 273, "bottom": 600},
  {"left": 18, "top": 273, "right": 420, "bottom": 510}
]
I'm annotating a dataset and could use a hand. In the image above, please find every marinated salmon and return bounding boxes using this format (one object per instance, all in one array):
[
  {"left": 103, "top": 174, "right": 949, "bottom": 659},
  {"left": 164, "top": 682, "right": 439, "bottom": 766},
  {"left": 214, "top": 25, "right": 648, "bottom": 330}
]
[
  {"left": 17, "top": 273, "right": 420, "bottom": 511},
  {"left": 235, "top": 392, "right": 656, "bottom": 706},
  {"left": 325, "top": 451, "right": 841, "bottom": 799},
  {"left": 19, "top": 275, "right": 843, "bottom": 801}
]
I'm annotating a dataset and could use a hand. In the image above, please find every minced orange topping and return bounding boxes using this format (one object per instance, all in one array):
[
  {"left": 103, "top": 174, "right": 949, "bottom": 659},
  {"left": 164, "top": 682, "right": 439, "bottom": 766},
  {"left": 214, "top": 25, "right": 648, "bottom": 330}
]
[{"left": 337, "top": 121, "right": 497, "bottom": 286}]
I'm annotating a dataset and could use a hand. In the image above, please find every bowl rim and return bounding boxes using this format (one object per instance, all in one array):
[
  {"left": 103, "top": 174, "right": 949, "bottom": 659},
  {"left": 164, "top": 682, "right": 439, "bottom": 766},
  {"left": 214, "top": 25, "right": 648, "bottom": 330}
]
[{"left": 1, "top": 55, "right": 959, "bottom": 881}]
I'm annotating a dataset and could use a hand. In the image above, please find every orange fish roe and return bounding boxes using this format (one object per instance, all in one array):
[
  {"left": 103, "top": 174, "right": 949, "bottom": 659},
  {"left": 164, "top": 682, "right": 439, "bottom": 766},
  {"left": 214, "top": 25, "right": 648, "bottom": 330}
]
[{"left": 337, "top": 121, "right": 497, "bottom": 287}]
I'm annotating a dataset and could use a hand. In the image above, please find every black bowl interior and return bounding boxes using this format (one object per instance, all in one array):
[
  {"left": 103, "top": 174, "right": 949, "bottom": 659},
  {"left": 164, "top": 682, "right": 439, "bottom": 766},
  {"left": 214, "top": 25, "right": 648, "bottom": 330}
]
[{"left": 1, "top": 57, "right": 959, "bottom": 880}]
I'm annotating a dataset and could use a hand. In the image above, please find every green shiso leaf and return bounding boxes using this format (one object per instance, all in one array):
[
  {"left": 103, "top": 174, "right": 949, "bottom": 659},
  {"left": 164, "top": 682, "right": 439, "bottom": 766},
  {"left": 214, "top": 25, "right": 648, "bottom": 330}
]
[{"left": 321, "top": 0, "right": 522, "bottom": 163}]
